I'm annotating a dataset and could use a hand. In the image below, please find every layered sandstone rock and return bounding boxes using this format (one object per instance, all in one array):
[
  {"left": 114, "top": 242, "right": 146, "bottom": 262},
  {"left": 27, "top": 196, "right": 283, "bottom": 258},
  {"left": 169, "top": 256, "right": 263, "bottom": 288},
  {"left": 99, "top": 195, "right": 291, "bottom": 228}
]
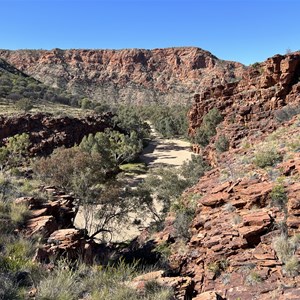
[
  {"left": 0, "top": 48, "right": 244, "bottom": 105},
  {"left": 188, "top": 52, "right": 300, "bottom": 159},
  {"left": 14, "top": 190, "right": 96, "bottom": 264},
  {"left": 156, "top": 149, "right": 300, "bottom": 298}
]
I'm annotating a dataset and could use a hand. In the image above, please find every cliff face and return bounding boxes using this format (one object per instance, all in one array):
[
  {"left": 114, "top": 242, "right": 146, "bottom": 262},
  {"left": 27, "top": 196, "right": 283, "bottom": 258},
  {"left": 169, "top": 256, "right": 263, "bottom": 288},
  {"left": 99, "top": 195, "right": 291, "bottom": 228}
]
[
  {"left": 0, "top": 48, "right": 244, "bottom": 105},
  {"left": 188, "top": 52, "right": 300, "bottom": 163}
]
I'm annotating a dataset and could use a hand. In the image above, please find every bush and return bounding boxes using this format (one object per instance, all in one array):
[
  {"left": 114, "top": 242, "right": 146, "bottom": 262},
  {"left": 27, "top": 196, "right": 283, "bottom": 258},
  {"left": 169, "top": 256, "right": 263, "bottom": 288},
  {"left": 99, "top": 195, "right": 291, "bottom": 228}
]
[
  {"left": 273, "top": 234, "right": 297, "bottom": 263},
  {"left": 253, "top": 148, "right": 282, "bottom": 168},
  {"left": 194, "top": 108, "right": 223, "bottom": 147},
  {"left": 0, "top": 133, "right": 31, "bottom": 169},
  {"left": 231, "top": 213, "right": 242, "bottom": 225},
  {"left": 15, "top": 98, "right": 33, "bottom": 112},
  {"left": 215, "top": 134, "right": 230, "bottom": 153},
  {"left": 270, "top": 183, "right": 287, "bottom": 210},
  {"left": 10, "top": 202, "right": 31, "bottom": 226},
  {"left": 155, "top": 242, "right": 172, "bottom": 263},
  {"left": 143, "top": 280, "right": 173, "bottom": 299},
  {"left": 207, "top": 259, "right": 228, "bottom": 278},
  {"left": 245, "top": 271, "right": 262, "bottom": 285},
  {"left": 80, "top": 130, "right": 143, "bottom": 167},
  {"left": 283, "top": 256, "right": 299, "bottom": 277},
  {"left": 180, "top": 154, "right": 210, "bottom": 186},
  {"left": 33, "top": 147, "right": 107, "bottom": 190},
  {"left": 146, "top": 105, "right": 189, "bottom": 138},
  {"left": 114, "top": 106, "right": 151, "bottom": 141},
  {"left": 37, "top": 261, "right": 81, "bottom": 300},
  {"left": 138, "top": 167, "right": 189, "bottom": 218},
  {"left": 173, "top": 209, "right": 194, "bottom": 241},
  {"left": 0, "top": 176, "right": 16, "bottom": 203},
  {"left": 0, "top": 236, "right": 37, "bottom": 274},
  {"left": 0, "top": 274, "right": 20, "bottom": 300}
]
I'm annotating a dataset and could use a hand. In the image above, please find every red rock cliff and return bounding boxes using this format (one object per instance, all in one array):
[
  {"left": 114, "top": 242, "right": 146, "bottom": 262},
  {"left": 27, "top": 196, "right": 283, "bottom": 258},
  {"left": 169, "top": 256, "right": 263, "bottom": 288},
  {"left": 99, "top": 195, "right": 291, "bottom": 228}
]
[
  {"left": 0, "top": 48, "right": 244, "bottom": 105},
  {"left": 188, "top": 52, "right": 300, "bottom": 161}
]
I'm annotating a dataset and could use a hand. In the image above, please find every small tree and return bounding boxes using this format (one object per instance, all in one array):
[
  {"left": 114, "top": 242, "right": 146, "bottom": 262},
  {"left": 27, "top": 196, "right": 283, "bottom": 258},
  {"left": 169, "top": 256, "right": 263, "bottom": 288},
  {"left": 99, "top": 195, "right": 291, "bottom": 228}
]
[
  {"left": 215, "top": 135, "right": 230, "bottom": 153},
  {"left": 181, "top": 154, "right": 210, "bottom": 186},
  {"left": 135, "top": 167, "right": 189, "bottom": 222},
  {"left": 33, "top": 146, "right": 107, "bottom": 190},
  {"left": 0, "top": 133, "right": 31, "bottom": 169},
  {"left": 193, "top": 108, "right": 223, "bottom": 147},
  {"left": 15, "top": 98, "right": 33, "bottom": 112},
  {"left": 80, "top": 130, "right": 143, "bottom": 167},
  {"left": 33, "top": 146, "right": 141, "bottom": 241}
]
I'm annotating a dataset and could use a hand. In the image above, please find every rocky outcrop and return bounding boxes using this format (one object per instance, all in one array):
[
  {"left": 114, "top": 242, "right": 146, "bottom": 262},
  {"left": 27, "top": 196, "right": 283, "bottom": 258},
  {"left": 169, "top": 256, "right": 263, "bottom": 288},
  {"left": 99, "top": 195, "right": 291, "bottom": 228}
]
[
  {"left": 188, "top": 52, "right": 300, "bottom": 158},
  {"left": 0, "top": 112, "right": 117, "bottom": 155},
  {"left": 0, "top": 48, "right": 244, "bottom": 105},
  {"left": 16, "top": 189, "right": 77, "bottom": 238},
  {"left": 156, "top": 148, "right": 300, "bottom": 298},
  {"left": 15, "top": 188, "right": 96, "bottom": 264}
]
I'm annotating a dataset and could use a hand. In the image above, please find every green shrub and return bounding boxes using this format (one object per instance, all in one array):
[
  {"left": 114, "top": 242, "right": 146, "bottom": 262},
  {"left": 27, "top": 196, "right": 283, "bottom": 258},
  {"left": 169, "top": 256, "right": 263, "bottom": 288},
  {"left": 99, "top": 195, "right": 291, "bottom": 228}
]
[
  {"left": 80, "top": 98, "right": 92, "bottom": 109},
  {"left": 155, "top": 242, "right": 172, "bottom": 262},
  {"left": 283, "top": 256, "right": 299, "bottom": 277},
  {"left": 143, "top": 280, "right": 173, "bottom": 299},
  {"left": 273, "top": 234, "right": 297, "bottom": 263},
  {"left": 136, "top": 104, "right": 189, "bottom": 138},
  {"left": 173, "top": 209, "right": 194, "bottom": 241},
  {"left": 33, "top": 146, "right": 107, "bottom": 190},
  {"left": 15, "top": 98, "right": 33, "bottom": 112},
  {"left": 0, "top": 133, "right": 31, "bottom": 168},
  {"left": 207, "top": 259, "right": 228, "bottom": 278},
  {"left": 245, "top": 271, "right": 262, "bottom": 285},
  {"left": 80, "top": 130, "right": 143, "bottom": 167},
  {"left": 270, "top": 183, "right": 287, "bottom": 210},
  {"left": 215, "top": 134, "right": 229, "bottom": 153},
  {"left": 114, "top": 105, "right": 151, "bottom": 141},
  {"left": 0, "top": 176, "right": 16, "bottom": 203},
  {"left": 137, "top": 167, "right": 189, "bottom": 222},
  {"left": 37, "top": 259, "right": 174, "bottom": 300},
  {"left": 180, "top": 154, "right": 210, "bottom": 186},
  {"left": 253, "top": 148, "right": 282, "bottom": 168},
  {"left": 0, "top": 274, "right": 20, "bottom": 300},
  {"left": 37, "top": 263, "right": 81, "bottom": 300},
  {"left": 194, "top": 108, "right": 223, "bottom": 147},
  {"left": 0, "top": 236, "right": 37, "bottom": 273},
  {"left": 231, "top": 213, "right": 242, "bottom": 225},
  {"left": 251, "top": 62, "right": 260, "bottom": 68},
  {"left": 10, "top": 202, "right": 31, "bottom": 226}
]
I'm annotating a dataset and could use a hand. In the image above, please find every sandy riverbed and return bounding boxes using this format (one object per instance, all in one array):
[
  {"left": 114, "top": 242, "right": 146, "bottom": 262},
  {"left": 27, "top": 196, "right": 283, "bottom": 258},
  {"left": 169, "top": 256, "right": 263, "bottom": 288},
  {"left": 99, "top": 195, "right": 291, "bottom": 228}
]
[{"left": 74, "top": 131, "right": 193, "bottom": 242}]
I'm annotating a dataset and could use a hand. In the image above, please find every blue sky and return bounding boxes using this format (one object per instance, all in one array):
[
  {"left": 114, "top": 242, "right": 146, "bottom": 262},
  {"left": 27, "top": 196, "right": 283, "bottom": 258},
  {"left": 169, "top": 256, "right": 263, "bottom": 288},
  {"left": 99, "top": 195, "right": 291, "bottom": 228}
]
[{"left": 1, "top": 0, "right": 299, "bottom": 65}]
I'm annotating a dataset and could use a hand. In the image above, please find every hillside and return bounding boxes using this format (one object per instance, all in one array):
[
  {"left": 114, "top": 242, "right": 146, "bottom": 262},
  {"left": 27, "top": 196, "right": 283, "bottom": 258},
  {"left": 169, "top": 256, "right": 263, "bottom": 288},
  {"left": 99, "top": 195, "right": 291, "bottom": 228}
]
[
  {"left": 0, "top": 57, "right": 81, "bottom": 110},
  {"left": 0, "top": 47, "right": 245, "bottom": 105},
  {"left": 153, "top": 115, "right": 300, "bottom": 299},
  {"left": 148, "top": 51, "right": 300, "bottom": 299}
]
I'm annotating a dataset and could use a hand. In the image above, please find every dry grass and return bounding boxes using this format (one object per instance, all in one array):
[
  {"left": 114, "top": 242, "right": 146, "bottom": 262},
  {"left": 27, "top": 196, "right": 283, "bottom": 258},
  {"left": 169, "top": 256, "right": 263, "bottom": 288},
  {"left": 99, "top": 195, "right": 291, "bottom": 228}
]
[
  {"left": 37, "top": 260, "right": 174, "bottom": 300},
  {"left": 0, "top": 98, "right": 92, "bottom": 118}
]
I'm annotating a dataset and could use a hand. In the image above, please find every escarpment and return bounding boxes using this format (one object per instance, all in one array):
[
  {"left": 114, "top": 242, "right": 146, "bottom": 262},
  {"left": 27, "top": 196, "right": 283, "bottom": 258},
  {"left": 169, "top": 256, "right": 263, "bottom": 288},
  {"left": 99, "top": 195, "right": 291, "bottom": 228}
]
[{"left": 0, "top": 47, "right": 244, "bottom": 105}]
